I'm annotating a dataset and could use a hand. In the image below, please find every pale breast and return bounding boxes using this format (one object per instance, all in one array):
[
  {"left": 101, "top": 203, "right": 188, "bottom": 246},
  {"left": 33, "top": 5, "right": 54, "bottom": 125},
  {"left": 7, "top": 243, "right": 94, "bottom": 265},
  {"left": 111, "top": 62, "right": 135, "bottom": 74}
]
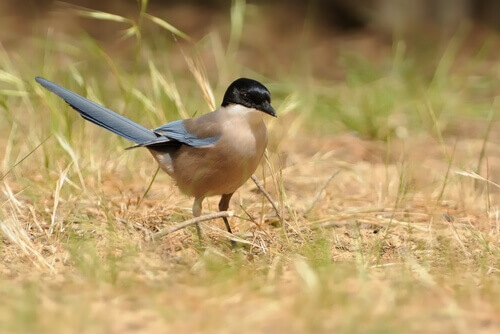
[{"left": 168, "top": 116, "right": 268, "bottom": 198}]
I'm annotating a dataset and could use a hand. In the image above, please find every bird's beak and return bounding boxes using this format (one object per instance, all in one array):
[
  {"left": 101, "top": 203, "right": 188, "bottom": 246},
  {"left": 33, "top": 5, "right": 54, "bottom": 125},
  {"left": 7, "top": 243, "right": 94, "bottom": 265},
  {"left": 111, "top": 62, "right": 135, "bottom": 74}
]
[{"left": 260, "top": 101, "right": 277, "bottom": 117}]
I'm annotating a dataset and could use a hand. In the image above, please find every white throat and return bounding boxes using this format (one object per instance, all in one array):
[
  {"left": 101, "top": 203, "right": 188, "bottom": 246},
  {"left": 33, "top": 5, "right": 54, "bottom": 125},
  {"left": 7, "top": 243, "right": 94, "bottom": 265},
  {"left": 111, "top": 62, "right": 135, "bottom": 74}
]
[
  {"left": 224, "top": 103, "right": 259, "bottom": 116},
  {"left": 222, "top": 103, "right": 263, "bottom": 124}
]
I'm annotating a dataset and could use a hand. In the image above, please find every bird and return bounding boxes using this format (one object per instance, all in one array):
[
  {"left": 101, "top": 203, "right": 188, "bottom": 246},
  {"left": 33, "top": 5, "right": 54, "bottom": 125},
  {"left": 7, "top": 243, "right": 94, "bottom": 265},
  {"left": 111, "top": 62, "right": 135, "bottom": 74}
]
[{"left": 35, "top": 76, "right": 276, "bottom": 240}]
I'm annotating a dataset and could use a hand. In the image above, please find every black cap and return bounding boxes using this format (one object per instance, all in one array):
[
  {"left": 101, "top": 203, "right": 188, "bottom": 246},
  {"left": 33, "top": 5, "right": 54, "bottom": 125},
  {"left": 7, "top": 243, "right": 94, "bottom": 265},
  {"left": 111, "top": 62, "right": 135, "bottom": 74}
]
[{"left": 222, "top": 78, "right": 276, "bottom": 117}]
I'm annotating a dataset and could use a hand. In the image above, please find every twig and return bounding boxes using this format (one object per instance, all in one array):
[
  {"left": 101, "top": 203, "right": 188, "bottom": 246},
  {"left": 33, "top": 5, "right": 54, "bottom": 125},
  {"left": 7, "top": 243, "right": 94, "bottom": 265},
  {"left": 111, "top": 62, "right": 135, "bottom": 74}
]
[
  {"left": 1, "top": 134, "right": 52, "bottom": 181},
  {"left": 203, "top": 224, "right": 261, "bottom": 247},
  {"left": 299, "top": 220, "right": 351, "bottom": 231},
  {"left": 251, "top": 174, "right": 281, "bottom": 219},
  {"left": 304, "top": 170, "right": 340, "bottom": 216},
  {"left": 144, "top": 211, "right": 233, "bottom": 241},
  {"left": 474, "top": 100, "right": 496, "bottom": 189},
  {"left": 239, "top": 205, "right": 273, "bottom": 240},
  {"left": 138, "top": 166, "right": 160, "bottom": 207}
]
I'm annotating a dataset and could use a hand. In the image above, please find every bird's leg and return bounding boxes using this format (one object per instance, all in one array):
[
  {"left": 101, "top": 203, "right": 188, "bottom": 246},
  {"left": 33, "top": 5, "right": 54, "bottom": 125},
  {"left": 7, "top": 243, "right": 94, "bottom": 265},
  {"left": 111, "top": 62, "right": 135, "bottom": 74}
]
[
  {"left": 192, "top": 197, "right": 204, "bottom": 242},
  {"left": 218, "top": 193, "right": 234, "bottom": 234}
]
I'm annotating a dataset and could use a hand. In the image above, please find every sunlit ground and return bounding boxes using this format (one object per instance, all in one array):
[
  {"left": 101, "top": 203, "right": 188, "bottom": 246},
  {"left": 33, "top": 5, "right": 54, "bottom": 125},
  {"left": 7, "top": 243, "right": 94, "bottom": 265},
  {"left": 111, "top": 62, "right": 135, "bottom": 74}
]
[{"left": 1, "top": 2, "right": 499, "bottom": 333}]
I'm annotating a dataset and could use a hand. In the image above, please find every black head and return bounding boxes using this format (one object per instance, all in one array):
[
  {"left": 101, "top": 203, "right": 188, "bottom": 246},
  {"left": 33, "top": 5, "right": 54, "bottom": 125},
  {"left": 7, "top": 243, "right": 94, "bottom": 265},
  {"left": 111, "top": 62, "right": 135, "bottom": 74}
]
[{"left": 221, "top": 78, "right": 276, "bottom": 117}]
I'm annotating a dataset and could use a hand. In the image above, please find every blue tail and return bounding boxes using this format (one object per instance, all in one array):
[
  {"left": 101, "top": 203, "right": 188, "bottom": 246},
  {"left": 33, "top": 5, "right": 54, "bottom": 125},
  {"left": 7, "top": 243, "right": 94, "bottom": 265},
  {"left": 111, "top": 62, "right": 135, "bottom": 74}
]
[{"left": 36, "top": 77, "right": 156, "bottom": 144}]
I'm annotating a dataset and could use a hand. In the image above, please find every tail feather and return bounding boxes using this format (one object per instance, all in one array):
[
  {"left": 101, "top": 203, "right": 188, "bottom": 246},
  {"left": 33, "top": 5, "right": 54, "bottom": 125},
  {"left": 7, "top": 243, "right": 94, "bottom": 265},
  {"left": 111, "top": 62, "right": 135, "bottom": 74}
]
[{"left": 36, "top": 77, "right": 156, "bottom": 144}]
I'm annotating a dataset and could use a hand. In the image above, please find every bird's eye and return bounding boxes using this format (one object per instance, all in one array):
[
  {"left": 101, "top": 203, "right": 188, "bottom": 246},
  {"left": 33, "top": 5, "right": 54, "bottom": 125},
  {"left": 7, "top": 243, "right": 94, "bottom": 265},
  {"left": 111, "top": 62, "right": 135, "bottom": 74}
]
[{"left": 241, "top": 92, "right": 250, "bottom": 101}]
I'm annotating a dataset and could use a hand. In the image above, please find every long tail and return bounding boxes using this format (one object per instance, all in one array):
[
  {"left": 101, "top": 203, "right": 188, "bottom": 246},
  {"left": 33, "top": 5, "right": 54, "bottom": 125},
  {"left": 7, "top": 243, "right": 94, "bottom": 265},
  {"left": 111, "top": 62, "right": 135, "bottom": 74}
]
[{"left": 36, "top": 77, "right": 156, "bottom": 144}]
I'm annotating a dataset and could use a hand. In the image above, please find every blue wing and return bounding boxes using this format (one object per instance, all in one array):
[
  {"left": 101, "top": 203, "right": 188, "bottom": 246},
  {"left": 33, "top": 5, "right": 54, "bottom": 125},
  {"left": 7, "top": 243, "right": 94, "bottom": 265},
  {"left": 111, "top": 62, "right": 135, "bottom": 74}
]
[{"left": 129, "top": 120, "right": 220, "bottom": 149}]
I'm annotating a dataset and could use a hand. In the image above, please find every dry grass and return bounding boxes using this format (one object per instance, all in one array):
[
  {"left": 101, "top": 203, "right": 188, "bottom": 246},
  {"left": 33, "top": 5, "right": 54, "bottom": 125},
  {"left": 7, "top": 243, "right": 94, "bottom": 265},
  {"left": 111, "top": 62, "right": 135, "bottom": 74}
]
[
  {"left": 1, "top": 130, "right": 499, "bottom": 333},
  {"left": 1, "top": 2, "right": 500, "bottom": 333}
]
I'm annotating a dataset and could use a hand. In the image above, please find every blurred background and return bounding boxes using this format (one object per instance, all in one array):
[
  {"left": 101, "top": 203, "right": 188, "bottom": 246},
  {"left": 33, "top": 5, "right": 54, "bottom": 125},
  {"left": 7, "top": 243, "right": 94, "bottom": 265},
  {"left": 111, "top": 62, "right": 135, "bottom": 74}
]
[
  {"left": 4, "top": 0, "right": 500, "bottom": 35},
  {"left": 1, "top": 0, "right": 500, "bottom": 133}
]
